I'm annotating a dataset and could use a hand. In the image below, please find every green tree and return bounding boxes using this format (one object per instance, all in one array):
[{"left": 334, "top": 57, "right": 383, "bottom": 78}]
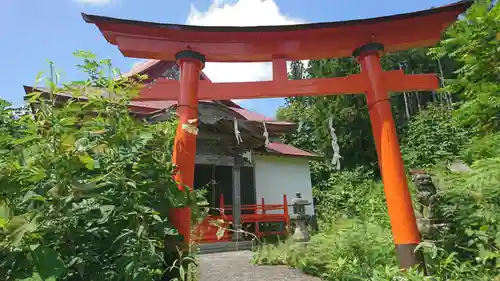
[
  {"left": 279, "top": 49, "right": 454, "bottom": 179},
  {"left": 430, "top": 0, "right": 500, "bottom": 134},
  {"left": 279, "top": 58, "right": 379, "bottom": 174},
  {"left": 288, "top": 61, "right": 306, "bottom": 80}
]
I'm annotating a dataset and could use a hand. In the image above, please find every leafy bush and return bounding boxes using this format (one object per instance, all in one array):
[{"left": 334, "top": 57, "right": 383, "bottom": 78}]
[
  {"left": 255, "top": 167, "right": 500, "bottom": 279},
  {"left": 0, "top": 53, "right": 196, "bottom": 281},
  {"left": 461, "top": 132, "right": 500, "bottom": 164},
  {"left": 313, "top": 168, "right": 388, "bottom": 227},
  {"left": 431, "top": 157, "right": 500, "bottom": 269},
  {"left": 294, "top": 219, "right": 396, "bottom": 280},
  {"left": 254, "top": 220, "right": 423, "bottom": 281},
  {"left": 254, "top": 167, "right": 397, "bottom": 279},
  {"left": 252, "top": 238, "right": 300, "bottom": 266},
  {"left": 256, "top": 139, "right": 500, "bottom": 280},
  {"left": 401, "top": 104, "right": 468, "bottom": 168}
]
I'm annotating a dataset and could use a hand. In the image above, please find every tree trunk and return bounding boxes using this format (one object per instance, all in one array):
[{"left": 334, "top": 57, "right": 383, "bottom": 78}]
[
  {"left": 437, "top": 58, "right": 452, "bottom": 109},
  {"left": 403, "top": 92, "right": 411, "bottom": 120},
  {"left": 415, "top": 92, "right": 422, "bottom": 112}
]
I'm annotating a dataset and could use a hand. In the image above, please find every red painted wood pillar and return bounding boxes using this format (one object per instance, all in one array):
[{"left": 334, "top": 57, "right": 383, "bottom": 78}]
[
  {"left": 169, "top": 50, "right": 205, "bottom": 245},
  {"left": 354, "top": 43, "right": 421, "bottom": 269}
]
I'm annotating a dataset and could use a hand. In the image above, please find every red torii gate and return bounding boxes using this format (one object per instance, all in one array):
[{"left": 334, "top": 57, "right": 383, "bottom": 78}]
[{"left": 82, "top": 0, "right": 471, "bottom": 269}]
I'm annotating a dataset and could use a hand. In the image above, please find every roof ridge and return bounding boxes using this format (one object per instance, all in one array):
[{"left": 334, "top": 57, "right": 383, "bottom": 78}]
[
  {"left": 122, "top": 59, "right": 163, "bottom": 78},
  {"left": 264, "top": 142, "right": 320, "bottom": 158}
]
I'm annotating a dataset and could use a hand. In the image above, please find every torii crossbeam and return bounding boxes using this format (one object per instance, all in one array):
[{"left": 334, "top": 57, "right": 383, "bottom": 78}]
[{"left": 82, "top": 0, "right": 472, "bottom": 269}]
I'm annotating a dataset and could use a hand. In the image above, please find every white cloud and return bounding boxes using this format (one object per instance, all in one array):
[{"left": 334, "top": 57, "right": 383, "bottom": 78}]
[
  {"left": 74, "top": 0, "right": 112, "bottom": 6},
  {"left": 186, "top": 0, "right": 307, "bottom": 105}
]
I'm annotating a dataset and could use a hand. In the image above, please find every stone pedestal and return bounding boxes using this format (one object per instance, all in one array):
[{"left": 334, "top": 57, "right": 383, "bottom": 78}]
[{"left": 292, "top": 219, "right": 310, "bottom": 242}]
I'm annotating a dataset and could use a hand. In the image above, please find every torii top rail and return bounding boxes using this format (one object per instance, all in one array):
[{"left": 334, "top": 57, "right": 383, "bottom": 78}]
[
  {"left": 82, "top": 0, "right": 472, "bottom": 269},
  {"left": 81, "top": 1, "right": 470, "bottom": 101}
]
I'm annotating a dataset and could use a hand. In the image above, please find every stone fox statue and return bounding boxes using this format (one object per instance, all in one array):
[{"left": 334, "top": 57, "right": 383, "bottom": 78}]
[
  {"left": 411, "top": 169, "right": 438, "bottom": 218},
  {"left": 410, "top": 169, "right": 440, "bottom": 237}
]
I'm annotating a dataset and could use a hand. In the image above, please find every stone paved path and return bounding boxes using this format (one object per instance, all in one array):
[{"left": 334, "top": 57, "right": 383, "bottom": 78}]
[{"left": 199, "top": 251, "right": 322, "bottom": 281}]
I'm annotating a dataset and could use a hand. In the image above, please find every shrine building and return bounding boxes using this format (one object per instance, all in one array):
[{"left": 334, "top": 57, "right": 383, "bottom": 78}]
[{"left": 24, "top": 59, "right": 318, "bottom": 243}]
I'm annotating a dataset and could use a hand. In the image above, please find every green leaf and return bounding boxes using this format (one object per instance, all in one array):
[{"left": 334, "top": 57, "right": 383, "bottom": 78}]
[
  {"left": 78, "top": 154, "right": 95, "bottom": 170},
  {"left": 0, "top": 218, "right": 7, "bottom": 230},
  {"left": 13, "top": 135, "right": 39, "bottom": 146},
  {"left": 137, "top": 224, "right": 145, "bottom": 238},
  {"left": 93, "top": 158, "right": 101, "bottom": 169},
  {"left": 126, "top": 180, "right": 137, "bottom": 189},
  {"left": 31, "top": 247, "right": 66, "bottom": 281},
  {"left": 113, "top": 229, "right": 134, "bottom": 244},
  {"left": 152, "top": 214, "right": 163, "bottom": 222},
  {"left": 7, "top": 215, "right": 38, "bottom": 246},
  {"left": 15, "top": 272, "right": 43, "bottom": 281},
  {"left": 47, "top": 184, "right": 62, "bottom": 199},
  {"left": 0, "top": 201, "right": 11, "bottom": 226},
  {"left": 125, "top": 261, "right": 135, "bottom": 275},
  {"left": 139, "top": 132, "right": 153, "bottom": 141},
  {"left": 98, "top": 205, "right": 115, "bottom": 223},
  {"left": 72, "top": 182, "right": 97, "bottom": 192},
  {"left": 21, "top": 191, "right": 46, "bottom": 204},
  {"left": 479, "top": 225, "right": 489, "bottom": 231},
  {"left": 61, "top": 134, "right": 75, "bottom": 152},
  {"left": 179, "top": 264, "right": 185, "bottom": 281},
  {"left": 75, "top": 137, "right": 89, "bottom": 152},
  {"left": 216, "top": 227, "right": 225, "bottom": 240}
]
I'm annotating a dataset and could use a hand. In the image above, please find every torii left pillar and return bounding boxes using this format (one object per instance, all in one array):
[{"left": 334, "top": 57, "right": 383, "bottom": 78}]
[{"left": 168, "top": 50, "right": 205, "bottom": 247}]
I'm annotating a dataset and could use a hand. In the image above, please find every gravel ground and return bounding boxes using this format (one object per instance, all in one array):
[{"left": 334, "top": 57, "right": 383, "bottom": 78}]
[{"left": 198, "top": 251, "right": 322, "bottom": 281}]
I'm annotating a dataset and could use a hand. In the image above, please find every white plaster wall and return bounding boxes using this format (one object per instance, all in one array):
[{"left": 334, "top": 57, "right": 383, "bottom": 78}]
[{"left": 253, "top": 154, "right": 315, "bottom": 215}]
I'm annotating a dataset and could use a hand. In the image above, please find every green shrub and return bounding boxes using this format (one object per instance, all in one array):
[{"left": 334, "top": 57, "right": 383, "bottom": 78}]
[
  {"left": 252, "top": 238, "right": 300, "bottom": 266},
  {"left": 294, "top": 219, "right": 395, "bottom": 280},
  {"left": 313, "top": 168, "right": 389, "bottom": 228},
  {"left": 256, "top": 149, "right": 500, "bottom": 280},
  {"left": 431, "top": 157, "right": 500, "bottom": 269},
  {"left": 0, "top": 52, "right": 197, "bottom": 281},
  {"left": 401, "top": 104, "right": 469, "bottom": 168},
  {"left": 461, "top": 132, "right": 500, "bottom": 164}
]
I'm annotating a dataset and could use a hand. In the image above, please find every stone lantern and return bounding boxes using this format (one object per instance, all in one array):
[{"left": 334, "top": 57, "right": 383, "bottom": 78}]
[{"left": 290, "top": 192, "right": 311, "bottom": 242}]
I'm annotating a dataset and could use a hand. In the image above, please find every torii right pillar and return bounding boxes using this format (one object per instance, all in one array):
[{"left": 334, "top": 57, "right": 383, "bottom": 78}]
[{"left": 354, "top": 43, "right": 421, "bottom": 268}]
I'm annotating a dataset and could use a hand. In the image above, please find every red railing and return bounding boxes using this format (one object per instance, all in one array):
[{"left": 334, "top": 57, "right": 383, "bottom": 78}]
[{"left": 194, "top": 194, "right": 290, "bottom": 243}]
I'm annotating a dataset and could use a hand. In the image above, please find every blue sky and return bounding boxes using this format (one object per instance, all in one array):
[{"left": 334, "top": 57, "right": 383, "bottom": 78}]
[{"left": 1, "top": 0, "right": 457, "bottom": 117}]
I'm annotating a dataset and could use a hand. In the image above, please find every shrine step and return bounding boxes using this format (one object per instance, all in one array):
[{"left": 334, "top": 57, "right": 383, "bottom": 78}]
[{"left": 196, "top": 241, "right": 255, "bottom": 254}]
